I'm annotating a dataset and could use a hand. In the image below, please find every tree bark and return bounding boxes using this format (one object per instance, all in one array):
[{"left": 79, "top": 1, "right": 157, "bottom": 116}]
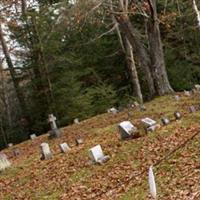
[
  {"left": 124, "top": 38, "right": 143, "bottom": 103},
  {"left": 147, "top": 0, "right": 174, "bottom": 95},
  {"left": 116, "top": 16, "right": 156, "bottom": 98}
]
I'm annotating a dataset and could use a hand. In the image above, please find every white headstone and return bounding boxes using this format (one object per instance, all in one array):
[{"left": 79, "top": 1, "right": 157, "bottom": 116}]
[
  {"left": 75, "top": 138, "right": 84, "bottom": 146},
  {"left": 89, "top": 145, "right": 109, "bottom": 164},
  {"left": 141, "top": 118, "right": 157, "bottom": 128},
  {"left": 74, "top": 118, "right": 80, "bottom": 124},
  {"left": 118, "top": 121, "right": 137, "bottom": 139},
  {"left": 30, "top": 134, "right": 37, "bottom": 140},
  {"left": 174, "top": 111, "right": 181, "bottom": 120},
  {"left": 194, "top": 84, "right": 200, "bottom": 91},
  {"left": 184, "top": 90, "right": 190, "bottom": 96},
  {"left": 40, "top": 143, "right": 52, "bottom": 160},
  {"left": 59, "top": 143, "right": 70, "bottom": 153},
  {"left": 8, "top": 143, "right": 13, "bottom": 147},
  {"left": 148, "top": 166, "right": 157, "bottom": 199},
  {"left": 107, "top": 107, "right": 118, "bottom": 114},
  {"left": 161, "top": 117, "right": 170, "bottom": 125},
  {"left": 0, "top": 153, "right": 11, "bottom": 171}
]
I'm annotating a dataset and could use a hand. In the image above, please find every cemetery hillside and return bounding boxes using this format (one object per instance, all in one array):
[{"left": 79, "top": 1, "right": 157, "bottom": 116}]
[
  {"left": 0, "top": 93, "right": 200, "bottom": 199},
  {"left": 0, "top": 0, "right": 200, "bottom": 199}
]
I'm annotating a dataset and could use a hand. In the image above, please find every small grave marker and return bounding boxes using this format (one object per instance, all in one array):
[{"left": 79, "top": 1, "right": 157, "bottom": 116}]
[
  {"left": 75, "top": 138, "right": 84, "bottom": 146},
  {"left": 140, "top": 104, "right": 146, "bottom": 111},
  {"left": 174, "top": 111, "right": 181, "bottom": 120},
  {"left": 12, "top": 148, "right": 20, "bottom": 157},
  {"left": 8, "top": 143, "right": 13, "bottom": 147},
  {"left": 141, "top": 118, "right": 157, "bottom": 132},
  {"left": 148, "top": 166, "right": 157, "bottom": 199},
  {"left": 59, "top": 143, "right": 70, "bottom": 153},
  {"left": 89, "top": 145, "right": 110, "bottom": 164},
  {"left": 194, "top": 84, "right": 200, "bottom": 91},
  {"left": 189, "top": 105, "right": 196, "bottom": 113},
  {"left": 40, "top": 143, "right": 53, "bottom": 160},
  {"left": 107, "top": 107, "right": 118, "bottom": 114},
  {"left": 118, "top": 121, "right": 138, "bottom": 140},
  {"left": 0, "top": 153, "right": 11, "bottom": 171},
  {"left": 133, "top": 101, "right": 140, "bottom": 107},
  {"left": 161, "top": 117, "right": 170, "bottom": 126},
  {"left": 48, "top": 114, "right": 61, "bottom": 138},
  {"left": 30, "top": 134, "right": 37, "bottom": 140},
  {"left": 74, "top": 118, "right": 80, "bottom": 124}
]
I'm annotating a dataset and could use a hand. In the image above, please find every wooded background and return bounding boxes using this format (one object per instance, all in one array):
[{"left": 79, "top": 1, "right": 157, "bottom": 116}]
[{"left": 0, "top": 0, "right": 200, "bottom": 149}]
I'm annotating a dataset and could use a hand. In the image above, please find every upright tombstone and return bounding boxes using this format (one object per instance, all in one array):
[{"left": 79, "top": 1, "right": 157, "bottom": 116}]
[
  {"left": 118, "top": 121, "right": 138, "bottom": 140},
  {"left": 74, "top": 118, "right": 80, "bottom": 124},
  {"left": 8, "top": 143, "right": 13, "bottom": 148},
  {"left": 107, "top": 107, "right": 118, "bottom": 114},
  {"left": 0, "top": 153, "right": 11, "bottom": 171},
  {"left": 59, "top": 143, "right": 70, "bottom": 153},
  {"left": 161, "top": 117, "right": 170, "bottom": 126},
  {"left": 48, "top": 114, "right": 61, "bottom": 139},
  {"left": 30, "top": 134, "right": 37, "bottom": 140},
  {"left": 133, "top": 101, "right": 140, "bottom": 107},
  {"left": 189, "top": 105, "right": 196, "bottom": 113},
  {"left": 89, "top": 145, "right": 110, "bottom": 164},
  {"left": 75, "top": 138, "right": 84, "bottom": 146},
  {"left": 141, "top": 118, "right": 157, "bottom": 132},
  {"left": 12, "top": 148, "right": 20, "bottom": 157},
  {"left": 40, "top": 143, "right": 53, "bottom": 160},
  {"left": 174, "top": 111, "right": 181, "bottom": 120}
]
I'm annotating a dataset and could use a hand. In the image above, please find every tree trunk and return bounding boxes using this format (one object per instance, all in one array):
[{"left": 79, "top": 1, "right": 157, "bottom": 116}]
[
  {"left": 116, "top": 16, "right": 156, "bottom": 98},
  {"left": 0, "top": 24, "right": 28, "bottom": 117},
  {"left": 147, "top": 0, "right": 174, "bottom": 95},
  {"left": 124, "top": 38, "right": 143, "bottom": 103}
]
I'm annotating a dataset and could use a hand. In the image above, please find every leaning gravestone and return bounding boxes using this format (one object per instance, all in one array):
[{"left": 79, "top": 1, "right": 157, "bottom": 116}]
[
  {"left": 161, "top": 117, "right": 170, "bottom": 126},
  {"left": 184, "top": 90, "right": 191, "bottom": 96},
  {"left": 48, "top": 114, "right": 61, "bottom": 139},
  {"left": 30, "top": 134, "right": 37, "bottom": 140},
  {"left": 75, "top": 138, "right": 84, "bottom": 146},
  {"left": 174, "top": 111, "right": 181, "bottom": 120},
  {"left": 59, "top": 143, "right": 70, "bottom": 153},
  {"left": 0, "top": 153, "right": 11, "bottom": 171},
  {"left": 89, "top": 144, "right": 110, "bottom": 164},
  {"left": 118, "top": 121, "right": 138, "bottom": 140},
  {"left": 141, "top": 117, "right": 157, "bottom": 132},
  {"left": 189, "top": 105, "right": 196, "bottom": 113},
  {"left": 40, "top": 143, "right": 53, "bottom": 160}
]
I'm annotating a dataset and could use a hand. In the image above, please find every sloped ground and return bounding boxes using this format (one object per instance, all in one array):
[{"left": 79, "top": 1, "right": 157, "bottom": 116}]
[{"left": 0, "top": 93, "right": 200, "bottom": 200}]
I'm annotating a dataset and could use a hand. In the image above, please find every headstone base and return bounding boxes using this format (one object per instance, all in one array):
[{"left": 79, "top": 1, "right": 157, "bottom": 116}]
[{"left": 48, "top": 128, "right": 61, "bottom": 139}]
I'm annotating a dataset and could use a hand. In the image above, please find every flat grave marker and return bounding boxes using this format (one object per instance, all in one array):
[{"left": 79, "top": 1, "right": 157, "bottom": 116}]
[
  {"left": 141, "top": 118, "right": 157, "bottom": 132},
  {"left": 107, "top": 107, "right": 118, "bottom": 114}
]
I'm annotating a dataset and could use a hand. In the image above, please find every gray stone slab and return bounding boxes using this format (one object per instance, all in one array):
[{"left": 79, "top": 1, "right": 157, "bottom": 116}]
[
  {"left": 59, "top": 143, "right": 70, "bottom": 153},
  {"left": 0, "top": 153, "right": 11, "bottom": 171},
  {"left": 118, "top": 121, "right": 137, "bottom": 140},
  {"left": 40, "top": 143, "right": 53, "bottom": 160}
]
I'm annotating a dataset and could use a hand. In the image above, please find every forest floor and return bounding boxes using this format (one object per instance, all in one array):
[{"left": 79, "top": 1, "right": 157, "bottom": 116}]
[{"left": 0, "top": 93, "right": 200, "bottom": 200}]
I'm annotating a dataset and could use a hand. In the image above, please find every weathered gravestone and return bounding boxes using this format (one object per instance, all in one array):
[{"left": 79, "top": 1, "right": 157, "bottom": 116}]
[
  {"left": 161, "top": 117, "right": 170, "bottom": 126},
  {"left": 89, "top": 145, "right": 110, "bottom": 164},
  {"left": 107, "top": 107, "right": 118, "bottom": 114},
  {"left": 30, "top": 134, "right": 37, "bottom": 140},
  {"left": 48, "top": 114, "right": 61, "bottom": 139},
  {"left": 12, "top": 148, "right": 20, "bottom": 157},
  {"left": 133, "top": 101, "right": 140, "bottom": 107},
  {"left": 118, "top": 121, "right": 138, "bottom": 140},
  {"left": 75, "top": 138, "right": 84, "bottom": 146},
  {"left": 174, "top": 111, "right": 181, "bottom": 120},
  {"left": 40, "top": 143, "right": 53, "bottom": 160},
  {"left": 189, "top": 105, "right": 196, "bottom": 113},
  {"left": 141, "top": 118, "right": 157, "bottom": 132},
  {"left": 0, "top": 153, "right": 11, "bottom": 171},
  {"left": 59, "top": 143, "right": 70, "bottom": 153}
]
